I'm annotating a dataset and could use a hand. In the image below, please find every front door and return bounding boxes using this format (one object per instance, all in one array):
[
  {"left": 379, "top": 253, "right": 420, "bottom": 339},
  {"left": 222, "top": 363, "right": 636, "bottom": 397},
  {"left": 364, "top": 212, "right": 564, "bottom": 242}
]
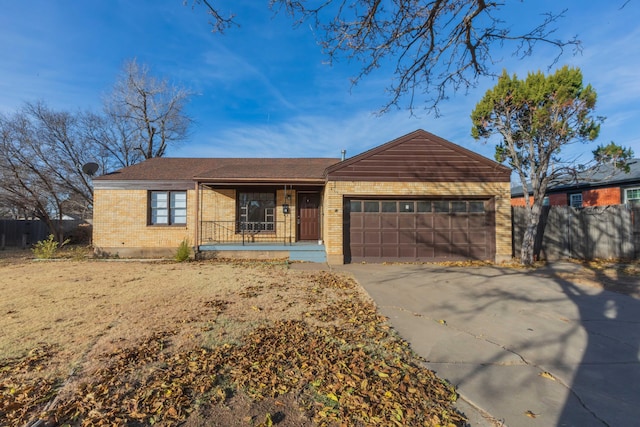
[{"left": 298, "top": 193, "right": 320, "bottom": 240}]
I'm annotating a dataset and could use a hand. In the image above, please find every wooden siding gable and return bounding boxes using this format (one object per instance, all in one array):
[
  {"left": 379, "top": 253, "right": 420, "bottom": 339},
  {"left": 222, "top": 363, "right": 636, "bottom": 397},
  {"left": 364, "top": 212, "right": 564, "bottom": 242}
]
[{"left": 326, "top": 129, "right": 511, "bottom": 182}]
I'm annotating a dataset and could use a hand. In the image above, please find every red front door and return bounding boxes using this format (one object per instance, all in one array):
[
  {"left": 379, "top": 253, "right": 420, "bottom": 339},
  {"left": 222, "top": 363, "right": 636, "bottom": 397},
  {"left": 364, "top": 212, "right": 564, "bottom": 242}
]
[{"left": 298, "top": 193, "right": 320, "bottom": 240}]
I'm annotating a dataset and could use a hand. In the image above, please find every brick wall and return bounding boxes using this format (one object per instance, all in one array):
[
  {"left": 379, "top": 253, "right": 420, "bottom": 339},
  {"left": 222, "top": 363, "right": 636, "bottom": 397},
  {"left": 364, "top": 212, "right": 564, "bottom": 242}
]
[
  {"left": 582, "top": 187, "right": 621, "bottom": 206},
  {"left": 93, "top": 188, "right": 195, "bottom": 257},
  {"left": 511, "top": 193, "right": 567, "bottom": 207},
  {"left": 512, "top": 187, "right": 622, "bottom": 208},
  {"left": 94, "top": 187, "right": 300, "bottom": 256},
  {"left": 548, "top": 193, "right": 567, "bottom": 206},
  {"left": 95, "top": 183, "right": 511, "bottom": 261},
  {"left": 322, "top": 181, "right": 512, "bottom": 264}
]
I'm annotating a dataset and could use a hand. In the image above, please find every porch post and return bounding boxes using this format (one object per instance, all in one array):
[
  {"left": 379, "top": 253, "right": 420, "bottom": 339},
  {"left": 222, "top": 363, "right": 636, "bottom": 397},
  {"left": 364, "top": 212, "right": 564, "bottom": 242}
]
[{"left": 194, "top": 181, "right": 200, "bottom": 252}]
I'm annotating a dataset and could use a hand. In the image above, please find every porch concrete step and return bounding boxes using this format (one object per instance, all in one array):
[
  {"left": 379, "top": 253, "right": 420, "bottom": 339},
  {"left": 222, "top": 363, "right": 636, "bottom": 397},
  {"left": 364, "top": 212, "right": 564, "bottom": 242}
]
[
  {"left": 289, "top": 249, "right": 327, "bottom": 263},
  {"left": 198, "top": 243, "right": 326, "bottom": 263}
]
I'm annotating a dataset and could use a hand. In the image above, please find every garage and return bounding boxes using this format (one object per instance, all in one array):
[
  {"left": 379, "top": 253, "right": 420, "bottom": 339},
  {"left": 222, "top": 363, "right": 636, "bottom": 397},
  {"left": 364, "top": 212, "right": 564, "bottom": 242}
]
[
  {"left": 323, "top": 129, "right": 512, "bottom": 265},
  {"left": 346, "top": 198, "right": 496, "bottom": 262}
]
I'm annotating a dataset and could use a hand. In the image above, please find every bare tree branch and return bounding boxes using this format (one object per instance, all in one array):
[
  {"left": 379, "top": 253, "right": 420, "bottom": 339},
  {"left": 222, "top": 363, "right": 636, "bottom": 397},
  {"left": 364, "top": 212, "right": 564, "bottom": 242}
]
[
  {"left": 187, "top": 0, "right": 238, "bottom": 33},
  {"left": 107, "top": 59, "right": 193, "bottom": 160},
  {"left": 192, "top": 1, "right": 582, "bottom": 115},
  {"left": 0, "top": 103, "right": 97, "bottom": 241}
]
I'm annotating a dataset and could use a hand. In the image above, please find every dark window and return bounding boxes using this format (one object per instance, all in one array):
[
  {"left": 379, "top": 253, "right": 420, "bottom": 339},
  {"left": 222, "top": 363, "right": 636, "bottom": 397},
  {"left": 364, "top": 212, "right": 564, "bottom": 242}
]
[
  {"left": 469, "top": 201, "right": 485, "bottom": 213},
  {"left": 452, "top": 201, "right": 467, "bottom": 213},
  {"left": 350, "top": 200, "right": 362, "bottom": 212},
  {"left": 434, "top": 201, "right": 450, "bottom": 213},
  {"left": 382, "top": 201, "right": 397, "bottom": 212},
  {"left": 364, "top": 201, "right": 380, "bottom": 213},
  {"left": 150, "top": 191, "right": 187, "bottom": 225},
  {"left": 238, "top": 191, "right": 276, "bottom": 231},
  {"left": 417, "top": 201, "right": 432, "bottom": 213}
]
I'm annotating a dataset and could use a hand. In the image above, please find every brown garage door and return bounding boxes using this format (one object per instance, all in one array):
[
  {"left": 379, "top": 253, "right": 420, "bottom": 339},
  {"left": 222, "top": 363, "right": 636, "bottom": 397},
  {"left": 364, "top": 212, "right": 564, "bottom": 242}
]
[{"left": 346, "top": 199, "right": 495, "bottom": 263}]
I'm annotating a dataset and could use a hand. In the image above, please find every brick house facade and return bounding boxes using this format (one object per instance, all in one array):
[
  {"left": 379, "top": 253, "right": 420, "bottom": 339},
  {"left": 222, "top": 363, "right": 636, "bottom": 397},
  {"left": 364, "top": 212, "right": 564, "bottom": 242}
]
[
  {"left": 93, "top": 130, "right": 512, "bottom": 263},
  {"left": 511, "top": 159, "right": 640, "bottom": 208}
]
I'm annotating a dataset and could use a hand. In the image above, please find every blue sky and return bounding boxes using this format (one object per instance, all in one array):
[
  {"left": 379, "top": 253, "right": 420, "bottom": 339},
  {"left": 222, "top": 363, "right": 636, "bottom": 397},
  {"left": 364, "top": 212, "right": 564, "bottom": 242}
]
[{"left": 1, "top": 1, "right": 638, "bottom": 164}]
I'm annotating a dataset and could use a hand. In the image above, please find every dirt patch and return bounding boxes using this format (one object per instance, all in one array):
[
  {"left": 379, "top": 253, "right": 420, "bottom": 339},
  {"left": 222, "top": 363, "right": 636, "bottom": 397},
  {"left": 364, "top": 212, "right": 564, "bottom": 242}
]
[{"left": 0, "top": 257, "right": 465, "bottom": 426}]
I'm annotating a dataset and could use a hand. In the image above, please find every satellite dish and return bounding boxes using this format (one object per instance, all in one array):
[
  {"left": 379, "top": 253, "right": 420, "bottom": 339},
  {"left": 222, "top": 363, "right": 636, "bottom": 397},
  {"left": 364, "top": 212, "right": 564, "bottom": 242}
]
[{"left": 82, "top": 162, "right": 99, "bottom": 176}]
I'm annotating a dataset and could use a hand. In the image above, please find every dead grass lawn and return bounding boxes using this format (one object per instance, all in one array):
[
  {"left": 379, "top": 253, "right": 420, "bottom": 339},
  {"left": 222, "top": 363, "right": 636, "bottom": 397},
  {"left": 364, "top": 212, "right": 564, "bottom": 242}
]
[{"left": 0, "top": 254, "right": 465, "bottom": 427}]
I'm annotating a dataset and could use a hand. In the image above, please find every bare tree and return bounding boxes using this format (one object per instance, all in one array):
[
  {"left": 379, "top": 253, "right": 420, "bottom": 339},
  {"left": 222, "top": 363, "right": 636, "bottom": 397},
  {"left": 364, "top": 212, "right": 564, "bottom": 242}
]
[
  {"left": 107, "top": 58, "right": 192, "bottom": 160},
  {"left": 80, "top": 109, "right": 142, "bottom": 171},
  {"left": 0, "top": 102, "right": 96, "bottom": 242},
  {"left": 192, "top": 1, "right": 580, "bottom": 114}
]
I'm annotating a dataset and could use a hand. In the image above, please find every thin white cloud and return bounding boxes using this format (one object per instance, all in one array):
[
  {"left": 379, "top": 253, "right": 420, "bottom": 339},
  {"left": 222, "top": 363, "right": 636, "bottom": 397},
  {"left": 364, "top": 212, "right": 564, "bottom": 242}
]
[{"left": 1, "top": 0, "right": 637, "bottom": 166}]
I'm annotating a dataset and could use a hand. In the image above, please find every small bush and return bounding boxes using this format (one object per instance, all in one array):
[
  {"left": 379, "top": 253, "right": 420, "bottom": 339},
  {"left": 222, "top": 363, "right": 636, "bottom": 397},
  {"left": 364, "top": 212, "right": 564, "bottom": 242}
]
[
  {"left": 60, "top": 245, "right": 92, "bottom": 260},
  {"left": 175, "top": 238, "right": 191, "bottom": 262},
  {"left": 32, "top": 235, "right": 70, "bottom": 259}
]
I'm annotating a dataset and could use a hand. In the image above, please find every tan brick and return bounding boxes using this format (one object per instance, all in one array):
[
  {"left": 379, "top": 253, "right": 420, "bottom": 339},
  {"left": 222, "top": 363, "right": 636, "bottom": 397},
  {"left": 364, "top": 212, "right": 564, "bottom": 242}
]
[
  {"left": 321, "top": 181, "right": 512, "bottom": 263},
  {"left": 93, "top": 189, "right": 194, "bottom": 256},
  {"left": 94, "top": 187, "right": 302, "bottom": 255},
  {"left": 95, "top": 182, "right": 511, "bottom": 262}
]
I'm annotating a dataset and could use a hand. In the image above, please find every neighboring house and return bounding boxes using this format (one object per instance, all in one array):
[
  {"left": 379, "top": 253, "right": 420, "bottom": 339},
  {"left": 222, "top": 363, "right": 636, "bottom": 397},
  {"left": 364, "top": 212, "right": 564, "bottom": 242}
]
[
  {"left": 93, "top": 129, "right": 512, "bottom": 264},
  {"left": 511, "top": 159, "right": 640, "bottom": 208}
]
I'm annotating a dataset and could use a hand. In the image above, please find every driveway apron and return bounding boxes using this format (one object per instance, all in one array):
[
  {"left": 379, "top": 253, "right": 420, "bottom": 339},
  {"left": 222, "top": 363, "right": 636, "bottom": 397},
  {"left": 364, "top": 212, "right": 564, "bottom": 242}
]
[{"left": 335, "top": 262, "right": 640, "bottom": 427}]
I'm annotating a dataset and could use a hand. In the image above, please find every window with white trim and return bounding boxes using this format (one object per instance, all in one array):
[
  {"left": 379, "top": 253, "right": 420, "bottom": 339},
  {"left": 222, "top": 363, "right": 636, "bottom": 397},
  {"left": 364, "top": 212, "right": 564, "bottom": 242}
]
[
  {"left": 625, "top": 187, "right": 640, "bottom": 205},
  {"left": 150, "top": 191, "right": 187, "bottom": 225},
  {"left": 569, "top": 193, "right": 583, "bottom": 208}
]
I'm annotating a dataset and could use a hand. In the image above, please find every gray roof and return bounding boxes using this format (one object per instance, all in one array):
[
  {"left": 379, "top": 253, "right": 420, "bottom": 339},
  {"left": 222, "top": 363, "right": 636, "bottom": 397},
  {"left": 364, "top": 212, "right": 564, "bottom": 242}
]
[{"left": 511, "top": 159, "right": 640, "bottom": 197}]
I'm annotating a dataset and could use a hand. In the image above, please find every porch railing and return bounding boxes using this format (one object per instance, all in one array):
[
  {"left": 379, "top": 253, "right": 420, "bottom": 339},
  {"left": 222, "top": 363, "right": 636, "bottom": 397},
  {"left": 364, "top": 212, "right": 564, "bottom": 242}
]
[{"left": 200, "top": 220, "right": 293, "bottom": 245}]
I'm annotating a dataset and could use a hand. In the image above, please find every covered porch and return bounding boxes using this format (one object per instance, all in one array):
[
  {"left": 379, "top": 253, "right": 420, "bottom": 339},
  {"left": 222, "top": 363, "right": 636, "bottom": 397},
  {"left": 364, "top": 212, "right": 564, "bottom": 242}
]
[
  {"left": 189, "top": 157, "right": 339, "bottom": 262},
  {"left": 192, "top": 169, "right": 330, "bottom": 261}
]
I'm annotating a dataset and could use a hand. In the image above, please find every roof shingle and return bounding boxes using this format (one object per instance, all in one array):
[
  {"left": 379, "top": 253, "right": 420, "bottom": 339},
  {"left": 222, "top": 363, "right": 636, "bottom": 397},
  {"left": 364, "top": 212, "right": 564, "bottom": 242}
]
[{"left": 95, "top": 157, "right": 341, "bottom": 182}]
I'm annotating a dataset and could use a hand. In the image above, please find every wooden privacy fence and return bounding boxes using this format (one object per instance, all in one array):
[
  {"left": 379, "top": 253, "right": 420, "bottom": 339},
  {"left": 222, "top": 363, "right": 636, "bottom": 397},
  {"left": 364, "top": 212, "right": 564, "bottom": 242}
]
[
  {"left": 0, "top": 219, "right": 89, "bottom": 248},
  {"left": 512, "top": 205, "right": 640, "bottom": 260}
]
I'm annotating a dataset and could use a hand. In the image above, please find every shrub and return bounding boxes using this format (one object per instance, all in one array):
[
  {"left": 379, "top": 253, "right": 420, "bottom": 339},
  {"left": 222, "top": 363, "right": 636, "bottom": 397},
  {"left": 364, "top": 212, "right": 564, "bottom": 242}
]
[
  {"left": 175, "top": 238, "right": 191, "bottom": 262},
  {"left": 33, "top": 234, "right": 70, "bottom": 259}
]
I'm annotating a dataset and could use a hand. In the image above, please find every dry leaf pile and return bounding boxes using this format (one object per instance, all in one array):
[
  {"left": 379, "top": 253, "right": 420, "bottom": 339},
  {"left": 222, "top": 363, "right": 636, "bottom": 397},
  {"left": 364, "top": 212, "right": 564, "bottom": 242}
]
[
  {"left": 1, "top": 269, "right": 465, "bottom": 427},
  {"left": 0, "top": 346, "right": 60, "bottom": 426}
]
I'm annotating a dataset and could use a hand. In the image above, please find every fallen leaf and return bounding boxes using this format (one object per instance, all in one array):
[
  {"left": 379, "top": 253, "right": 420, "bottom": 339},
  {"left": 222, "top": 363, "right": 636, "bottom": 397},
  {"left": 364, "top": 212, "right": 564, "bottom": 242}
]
[{"left": 539, "top": 371, "right": 556, "bottom": 381}]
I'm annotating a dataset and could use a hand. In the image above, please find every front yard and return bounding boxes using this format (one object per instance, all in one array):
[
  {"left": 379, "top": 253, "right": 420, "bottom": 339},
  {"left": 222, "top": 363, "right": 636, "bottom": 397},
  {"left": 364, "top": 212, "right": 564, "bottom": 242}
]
[{"left": 0, "top": 252, "right": 465, "bottom": 426}]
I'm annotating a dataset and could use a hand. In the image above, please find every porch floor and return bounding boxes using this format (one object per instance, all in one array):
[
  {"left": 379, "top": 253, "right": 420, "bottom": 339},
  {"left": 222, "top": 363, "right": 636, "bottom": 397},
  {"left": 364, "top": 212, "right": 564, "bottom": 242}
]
[{"left": 198, "top": 241, "right": 326, "bottom": 263}]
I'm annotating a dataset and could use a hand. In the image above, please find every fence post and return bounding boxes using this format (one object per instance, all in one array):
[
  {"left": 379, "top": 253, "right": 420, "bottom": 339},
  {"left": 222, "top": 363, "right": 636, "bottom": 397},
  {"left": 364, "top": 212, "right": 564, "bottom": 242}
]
[
  {"left": 1, "top": 234, "right": 4, "bottom": 250},
  {"left": 21, "top": 234, "right": 28, "bottom": 249}
]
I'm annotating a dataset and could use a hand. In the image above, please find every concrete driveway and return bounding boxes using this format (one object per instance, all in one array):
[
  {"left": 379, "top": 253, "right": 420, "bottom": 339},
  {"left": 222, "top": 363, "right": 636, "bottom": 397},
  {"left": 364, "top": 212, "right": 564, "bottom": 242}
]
[{"left": 334, "top": 262, "right": 640, "bottom": 427}]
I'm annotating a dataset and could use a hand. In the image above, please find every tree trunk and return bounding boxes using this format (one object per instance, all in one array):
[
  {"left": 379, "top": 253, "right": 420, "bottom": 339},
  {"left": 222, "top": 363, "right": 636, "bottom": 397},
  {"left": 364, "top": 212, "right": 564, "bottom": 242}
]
[
  {"left": 520, "top": 201, "right": 544, "bottom": 265},
  {"left": 520, "top": 222, "right": 537, "bottom": 265}
]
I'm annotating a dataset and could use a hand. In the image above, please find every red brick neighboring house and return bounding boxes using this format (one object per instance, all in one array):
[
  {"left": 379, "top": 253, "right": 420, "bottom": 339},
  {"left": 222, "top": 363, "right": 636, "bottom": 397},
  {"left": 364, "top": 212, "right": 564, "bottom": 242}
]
[{"left": 511, "top": 159, "right": 640, "bottom": 207}]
